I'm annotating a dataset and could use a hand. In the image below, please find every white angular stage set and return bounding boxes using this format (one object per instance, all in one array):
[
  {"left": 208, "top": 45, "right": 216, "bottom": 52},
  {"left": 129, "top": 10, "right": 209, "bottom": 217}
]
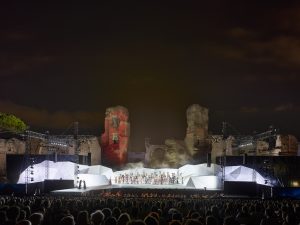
[{"left": 18, "top": 160, "right": 269, "bottom": 193}]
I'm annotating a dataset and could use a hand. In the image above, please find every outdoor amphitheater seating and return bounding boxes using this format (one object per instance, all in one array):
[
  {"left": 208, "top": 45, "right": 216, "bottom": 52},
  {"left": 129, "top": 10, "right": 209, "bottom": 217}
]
[{"left": 0, "top": 194, "right": 300, "bottom": 225}]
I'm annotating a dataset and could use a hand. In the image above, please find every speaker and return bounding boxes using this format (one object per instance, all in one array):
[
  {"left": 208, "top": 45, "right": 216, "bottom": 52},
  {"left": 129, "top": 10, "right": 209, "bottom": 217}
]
[
  {"left": 243, "top": 153, "right": 247, "bottom": 165},
  {"left": 207, "top": 153, "right": 211, "bottom": 167},
  {"left": 87, "top": 153, "right": 92, "bottom": 166}
]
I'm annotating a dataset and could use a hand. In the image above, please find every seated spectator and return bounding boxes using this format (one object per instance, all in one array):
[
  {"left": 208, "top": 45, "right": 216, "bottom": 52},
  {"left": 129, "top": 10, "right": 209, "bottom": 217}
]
[
  {"left": 131, "top": 206, "right": 140, "bottom": 220},
  {"left": 260, "top": 208, "right": 280, "bottom": 225},
  {"left": 104, "top": 217, "right": 117, "bottom": 225},
  {"left": 127, "top": 220, "right": 146, "bottom": 225},
  {"left": 0, "top": 211, "right": 7, "bottom": 225},
  {"left": 172, "top": 213, "right": 183, "bottom": 223},
  {"left": 191, "top": 212, "right": 201, "bottom": 221},
  {"left": 16, "top": 220, "right": 32, "bottom": 225},
  {"left": 23, "top": 206, "right": 31, "bottom": 220},
  {"left": 186, "top": 210, "right": 196, "bottom": 219},
  {"left": 184, "top": 219, "right": 202, "bottom": 225},
  {"left": 148, "top": 212, "right": 159, "bottom": 221},
  {"left": 59, "top": 216, "right": 75, "bottom": 225},
  {"left": 283, "top": 212, "right": 297, "bottom": 225},
  {"left": 18, "top": 210, "right": 26, "bottom": 222},
  {"left": 117, "top": 213, "right": 131, "bottom": 225},
  {"left": 211, "top": 206, "right": 221, "bottom": 224},
  {"left": 5, "top": 206, "right": 20, "bottom": 225},
  {"left": 102, "top": 208, "right": 112, "bottom": 220},
  {"left": 144, "top": 215, "right": 159, "bottom": 225},
  {"left": 29, "top": 213, "right": 43, "bottom": 225},
  {"left": 206, "top": 216, "right": 218, "bottom": 225},
  {"left": 91, "top": 210, "right": 105, "bottom": 225},
  {"left": 112, "top": 207, "right": 121, "bottom": 219},
  {"left": 77, "top": 210, "right": 90, "bottom": 225},
  {"left": 169, "top": 221, "right": 182, "bottom": 225},
  {"left": 236, "top": 205, "right": 251, "bottom": 225},
  {"left": 249, "top": 204, "right": 263, "bottom": 225},
  {"left": 223, "top": 216, "right": 239, "bottom": 225}
]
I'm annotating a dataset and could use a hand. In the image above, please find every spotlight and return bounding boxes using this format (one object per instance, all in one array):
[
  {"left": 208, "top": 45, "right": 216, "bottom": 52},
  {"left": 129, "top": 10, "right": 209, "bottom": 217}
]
[{"left": 292, "top": 181, "right": 299, "bottom": 187}]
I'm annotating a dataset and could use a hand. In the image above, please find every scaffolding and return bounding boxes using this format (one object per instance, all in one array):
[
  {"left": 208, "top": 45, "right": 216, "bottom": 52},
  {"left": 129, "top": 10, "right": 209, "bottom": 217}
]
[
  {"left": 20, "top": 122, "right": 94, "bottom": 190},
  {"left": 23, "top": 131, "right": 35, "bottom": 194}
]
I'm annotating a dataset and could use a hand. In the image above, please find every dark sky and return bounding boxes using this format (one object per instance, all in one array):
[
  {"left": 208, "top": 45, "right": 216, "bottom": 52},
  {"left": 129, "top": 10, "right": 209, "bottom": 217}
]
[{"left": 1, "top": 1, "right": 300, "bottom": 151}]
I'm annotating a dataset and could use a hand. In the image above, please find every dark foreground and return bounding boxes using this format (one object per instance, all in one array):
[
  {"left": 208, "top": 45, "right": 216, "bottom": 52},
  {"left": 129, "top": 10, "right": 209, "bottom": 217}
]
[{"left": 1, "top": 190, "right": 300, "bottom": 225}]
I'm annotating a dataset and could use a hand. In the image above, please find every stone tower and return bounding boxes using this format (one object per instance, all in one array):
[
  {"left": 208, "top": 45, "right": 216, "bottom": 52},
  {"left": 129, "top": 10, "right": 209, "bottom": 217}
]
[
  {"left": 184, "top": 104, "right": 209, "bottom": 157},
  {"left": 101, "top": 106, "right": 130, "bottom": 167}
]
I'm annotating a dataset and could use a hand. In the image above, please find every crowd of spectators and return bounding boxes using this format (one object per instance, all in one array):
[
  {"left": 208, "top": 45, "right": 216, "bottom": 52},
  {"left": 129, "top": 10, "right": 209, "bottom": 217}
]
[{"left": 0, "top": 193, "right": 300, "bottom": 225}]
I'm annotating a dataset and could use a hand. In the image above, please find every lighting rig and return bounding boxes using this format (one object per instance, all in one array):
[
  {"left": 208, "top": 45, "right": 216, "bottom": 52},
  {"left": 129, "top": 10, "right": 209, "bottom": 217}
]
[{"left": 20, "top": 123, "right": 94, "bottom": 191}]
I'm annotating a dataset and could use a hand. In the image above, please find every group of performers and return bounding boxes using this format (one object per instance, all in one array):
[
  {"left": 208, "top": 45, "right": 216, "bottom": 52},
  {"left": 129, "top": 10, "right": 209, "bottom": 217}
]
[{"left": 114, "top": 171, "right": 184, "bottom": 185}]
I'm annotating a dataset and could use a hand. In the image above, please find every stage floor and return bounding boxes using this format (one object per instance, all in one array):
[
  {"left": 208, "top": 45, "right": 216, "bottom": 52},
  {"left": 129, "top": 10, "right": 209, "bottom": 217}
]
[{"left": 51, "top": 183, "right": 221, "bottom": 195}]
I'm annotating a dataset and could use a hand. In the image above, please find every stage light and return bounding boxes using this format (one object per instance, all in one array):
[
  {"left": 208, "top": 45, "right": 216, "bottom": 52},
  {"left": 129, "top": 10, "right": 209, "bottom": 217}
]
[
  {"left": 239, "top": 142, "right": 253, "bottom": 148},
  {"left": 263, "top": 160, "right": 269, "bottom": 164}
]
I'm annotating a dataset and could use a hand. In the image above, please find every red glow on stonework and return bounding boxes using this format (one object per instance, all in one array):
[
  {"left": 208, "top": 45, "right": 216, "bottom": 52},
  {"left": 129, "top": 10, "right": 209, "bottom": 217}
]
[{"left": 101, "top": 106, "right": 130, "bottom": 167}]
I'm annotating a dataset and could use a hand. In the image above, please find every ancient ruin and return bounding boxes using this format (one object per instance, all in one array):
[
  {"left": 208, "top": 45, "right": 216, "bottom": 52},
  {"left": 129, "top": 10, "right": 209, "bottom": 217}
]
[
  {"left": 145, "top": 104, "right": 211, "bottom": 168},
  {"left": 100, "top": 106, "right": 130, "bottom": 167},
  {"left": 184, "top": 104, "right": 209, "bottom": 157},
  {"left": 145, "top": 104, "right": 299, "bottom": 168},
  {"left": 0, "top": 136, "right": 101, "bottom": 177}
]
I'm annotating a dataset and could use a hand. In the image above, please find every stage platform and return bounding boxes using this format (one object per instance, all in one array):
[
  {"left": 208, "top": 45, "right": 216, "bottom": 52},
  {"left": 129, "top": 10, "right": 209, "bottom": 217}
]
[
  {"left": 51, "top": 183, "right": 221, "bottom": 195},
  {"left": 52, "top": 185, "right": 112, "bottom": 195},
  {"left": 14, "top": 161, "right": 271, "bottom": 196}
]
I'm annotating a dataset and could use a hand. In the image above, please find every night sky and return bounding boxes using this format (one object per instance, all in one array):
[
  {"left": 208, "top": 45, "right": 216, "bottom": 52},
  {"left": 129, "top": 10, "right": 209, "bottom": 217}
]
[{"left": 1, "top": 1, "right": 299, "bottom": 151}]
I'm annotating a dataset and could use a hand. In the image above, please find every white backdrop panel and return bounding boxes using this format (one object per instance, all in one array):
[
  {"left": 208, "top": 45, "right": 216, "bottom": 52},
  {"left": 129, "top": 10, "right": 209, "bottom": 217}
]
[{"left": 77, "top": 174, "right": 109, "bottom": 187}]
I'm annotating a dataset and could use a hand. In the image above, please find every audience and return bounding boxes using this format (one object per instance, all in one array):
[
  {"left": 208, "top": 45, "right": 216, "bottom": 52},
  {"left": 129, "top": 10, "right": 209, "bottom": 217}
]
[{"left": 1, "top": 194, "right": 300, "bottom": 225}]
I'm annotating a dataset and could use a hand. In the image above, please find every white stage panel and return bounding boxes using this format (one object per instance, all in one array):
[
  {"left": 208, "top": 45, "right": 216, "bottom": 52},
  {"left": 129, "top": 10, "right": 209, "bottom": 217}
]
[
  {"left": 223, "top": 166, "right": 267, "bottom": 185},
  {"left": 18, "top": 161, "right": 75, "bottom": 184},
  {"left": 18, "top": 161, "right": 268, "bottom": 189},
  {"left": 186, "top": 176, "right": 221, "bottom": 190},
  {"left": 77, "top": 174, "right": 109, "bottom": 187}
]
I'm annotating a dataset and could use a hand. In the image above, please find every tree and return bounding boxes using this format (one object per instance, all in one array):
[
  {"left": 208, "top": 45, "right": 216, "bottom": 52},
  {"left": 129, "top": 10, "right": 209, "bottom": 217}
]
[{"left": 0, "top": 112, "right": 28, "bottom": 133}]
